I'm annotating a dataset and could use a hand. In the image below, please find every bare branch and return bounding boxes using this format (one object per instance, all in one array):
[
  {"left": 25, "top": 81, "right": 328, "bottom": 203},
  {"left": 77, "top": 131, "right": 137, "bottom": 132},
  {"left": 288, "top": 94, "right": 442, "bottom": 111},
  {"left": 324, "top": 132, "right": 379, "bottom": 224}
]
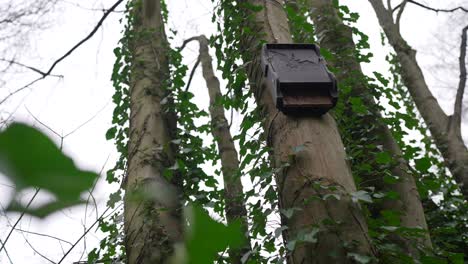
[
  {"left": 185, "top": 57, "right": 201, "bottom": 92},
  {"left": 59, "top": 0, "right": 125, "bottom": 13},
  {"left": 0, "top": 58, "right": 62, "bottom": 78},
  {"left": 393, "top": 0, "right": 468, "bottom": 13},
  {"left": 180, "top": 36, "right": 200, "bottom": 51},
  {"left": 395, "top": 0, "right": 407, "bottom": 29},
  {"left": 25, "top": 106, "right": 62, "bottom": 138},
  {"left": 0, "top": 0, "right": 125, "bottom": 105},
  {"left": 64, "top": 101, "right": 109, "bottom": 138},
  {"left": 0, "top": 188, "right": 40, "bottom": 254},
  {"left": 0, "top": 238, "right": 13, "bottom": 264},
  {"left": 452, "top": 25, "right": 468, "bottom": 129},
  {"left": 13, "top": 228, "right": 73, "bottom": 246},
  {"left": 57, "top": 205, "right": 117, "bottom": 264},
  {"left": 22, "top": 233, "right": 57, "bottom": 264}
]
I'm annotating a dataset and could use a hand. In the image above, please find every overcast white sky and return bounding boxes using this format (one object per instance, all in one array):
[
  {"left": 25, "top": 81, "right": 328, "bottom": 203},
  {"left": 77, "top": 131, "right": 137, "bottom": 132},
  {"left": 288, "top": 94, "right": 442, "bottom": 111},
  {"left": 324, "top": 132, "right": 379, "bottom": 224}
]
[{"left": 0, "top": 0, "right": 466, "bottom": 263}]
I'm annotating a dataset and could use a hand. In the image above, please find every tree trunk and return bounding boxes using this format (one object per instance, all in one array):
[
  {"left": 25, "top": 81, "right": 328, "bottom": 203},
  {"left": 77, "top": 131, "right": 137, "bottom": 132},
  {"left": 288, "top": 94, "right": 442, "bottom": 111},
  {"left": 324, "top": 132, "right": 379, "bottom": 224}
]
[
  {"left": 124, "top": 1, "right": 183, "bottom": 263},
  {"left": 303, "top": 0, "right": 431, "bottom": 255},
  {"left": 237, "top": 0, "right": 376, "bottom": 262},
  {"left": 196, "top": 34, "right": 251, "bottom": 264},
  {"left": 369, "top": 0, "right": 468, "bottom": 199}
]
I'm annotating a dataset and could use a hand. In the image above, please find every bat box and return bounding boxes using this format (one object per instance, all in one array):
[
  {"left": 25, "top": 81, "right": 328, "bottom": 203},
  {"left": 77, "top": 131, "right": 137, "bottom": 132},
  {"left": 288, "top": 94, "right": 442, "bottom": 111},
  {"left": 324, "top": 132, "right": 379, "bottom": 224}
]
[{"left": 261, "top": 43, "right": 338, "bottom": 116}]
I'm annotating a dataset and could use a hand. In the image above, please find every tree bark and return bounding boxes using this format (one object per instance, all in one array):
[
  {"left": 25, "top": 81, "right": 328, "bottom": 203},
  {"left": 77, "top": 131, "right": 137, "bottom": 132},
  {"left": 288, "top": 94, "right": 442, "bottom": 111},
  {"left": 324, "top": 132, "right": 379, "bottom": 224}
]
[
  {"left": 196, "top": 34, "right": 251, "bottom": 264},
  {"left": 237, "top": 0, "right": 376, "bottom": 262},
  {"left": 303, "top": 0, "right": 431, "bottom": 255},
  {"left": 369, "top": 0, "right": 468, "bottom": 199},
  {"left": 124, "top": 1, "right": 183, "bottom": 263}
]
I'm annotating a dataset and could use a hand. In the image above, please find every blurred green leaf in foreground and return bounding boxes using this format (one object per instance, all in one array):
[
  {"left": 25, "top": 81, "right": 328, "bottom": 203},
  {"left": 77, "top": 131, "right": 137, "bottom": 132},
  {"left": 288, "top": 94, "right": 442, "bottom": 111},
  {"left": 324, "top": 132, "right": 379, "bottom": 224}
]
[{"left": 0, "top": 122, "right": 98, "bottom": 217}]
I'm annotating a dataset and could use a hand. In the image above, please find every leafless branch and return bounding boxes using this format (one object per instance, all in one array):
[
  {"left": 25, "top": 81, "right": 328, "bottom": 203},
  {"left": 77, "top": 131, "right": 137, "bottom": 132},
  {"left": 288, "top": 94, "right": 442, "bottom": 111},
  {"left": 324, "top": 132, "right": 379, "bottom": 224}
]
[
  {"left": 57, "top": 205, "right": 117, "bottom": 264},
  {"left": 395, "top": 0, "right": 407, "bottom": 29},
  {"left": 393, "top": 0, "right": 468, "bottom": 13},
  {"left": 79, "top": 155, "right": 110, "bottom": 262},
  {"left": 25, "top": 107, "right": 61, "bottom": 138},
  {"left": 22, "top": 233, "right": 57, "bottom": 264},
  {"left": 185, "top": 57, "right": 201, "bottom": 92},
  {"left": 64, "top": 101, "right": 109, "bottom": 138},
  {"left": 14, "top": 228, "right": 73, "bottom": 246},
  {"left": 453, "top": 25, "right": 468, "bottom": 129},
  {"left": 59, "top": 0, "right": 125, "bottom": 13},
  {"left": 0, "top": 188, "right": 40, "bottom": 254},
  {"left": 0, "top": 58, "right": 62, "bottom": 78},
  {"left": 0, "top": 238, "right": 13, "bottom": 264},
  {"left": 180, "top": 36, "right": 200, "bottom": 51},
  {"left": 0, "top": 0, "right": 125, "bottom": 105}
]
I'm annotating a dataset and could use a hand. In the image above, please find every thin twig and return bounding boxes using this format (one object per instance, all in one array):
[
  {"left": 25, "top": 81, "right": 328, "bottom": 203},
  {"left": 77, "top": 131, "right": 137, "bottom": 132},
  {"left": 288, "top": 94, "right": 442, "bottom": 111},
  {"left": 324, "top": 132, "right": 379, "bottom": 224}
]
[
  {"left": 0, "top": 188, "right": 40, "bottom": 254},
  {"left": 59, "top": 0, "right": 125, "bottom": 13},
  {"left": 393, "top": 0, "right": 468, "bottom": 13},
  {"left": 0, "top": 0, "right": 125, "bottom": 105},
  {"left": 64, "top": 101, "right": 110, "bottom": 137},
  {"left": 57, "top": 205, "right": 116, "bottom": 264},
  {"left": 25, "top": 107, "right": 61, "bottom": 138},
  {"left": 0, "top": 58, "right": 62, "bottom": 78},
  {"left": 0, "top": 238, "right": 13, "bottom": 264},
  {"left": 14, "top": 228, "right": 73, "bottom": 246},
  {"left": 185, "top": 57, "right": 201, "bottom": 92},
  {"left": 22, "top": 233, "right": 57, "bottom": 264}
]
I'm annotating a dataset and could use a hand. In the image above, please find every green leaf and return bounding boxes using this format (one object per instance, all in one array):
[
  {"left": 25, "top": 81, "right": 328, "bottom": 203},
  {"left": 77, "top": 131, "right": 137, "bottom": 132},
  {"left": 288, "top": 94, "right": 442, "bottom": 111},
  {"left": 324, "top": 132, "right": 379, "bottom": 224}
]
[
  {"left": 105, "top": 127, "right": 117, "bottom": 140},
  {"left": 186, "top": 205, "right": 244, "bottom": 264},
  {"left": 351, "top": 190, "right": 373, "bottom": 203},
  {"left": 421, "top": 256, "right": 448, "bottom": 264},
  {"left": 0, "top": 123, "right": 98, "bottom": 217},
  {"left": 376, "top": 152, "right": 391, "bottom": 164},
  {"left": 415, "top": 157, "right": 431, "bottom": 173}
]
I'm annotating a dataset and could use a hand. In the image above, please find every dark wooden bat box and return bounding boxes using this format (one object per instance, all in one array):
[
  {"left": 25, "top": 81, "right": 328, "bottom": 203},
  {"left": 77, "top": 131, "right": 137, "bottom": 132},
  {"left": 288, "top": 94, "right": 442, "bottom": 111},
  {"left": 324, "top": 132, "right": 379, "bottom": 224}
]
[{"left": 261, "top": 43, "right": 338, "bottom": 116}]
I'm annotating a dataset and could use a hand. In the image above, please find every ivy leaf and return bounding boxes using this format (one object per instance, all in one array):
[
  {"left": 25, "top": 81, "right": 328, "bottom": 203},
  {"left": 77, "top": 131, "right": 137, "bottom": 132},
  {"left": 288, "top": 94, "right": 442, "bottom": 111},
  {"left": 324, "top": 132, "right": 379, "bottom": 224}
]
[
  {"left": 415, "top": 157, "right": 431, "bottom": 173},
  {"left": 105, "top": 126, "right": 117, "bottom": 140},
  {"left": 376, "top": 152, "right": 391, "bottom": 164},
  {"left": 351, "top": 190, "right": 373, "bottom": 203},
  {"left": 292, "top": 145, "right": 306, "bottom": 153},
  {"left": 186, "top": 205, "right": 244, "bottom": 264},
  {"left": 0, "top": 123, "right": 98, "bottom": 217},
  {"left": 347, "top": 253, "right": 372, "bottom": 264},
  {"left": 323, "top": 193, "right": 340, "bottom": 200},
  {"left": 280, "top": 207, "right": 301, "bottom": 219},
  {"left": 420, "top": 256, "right": 448, "bottom": 264},
  {"left": 274, "top": 226, "right": 288, "bottom": 238},
  {"left": 286, "top": 240, "right": 297, "bottom": 251}
]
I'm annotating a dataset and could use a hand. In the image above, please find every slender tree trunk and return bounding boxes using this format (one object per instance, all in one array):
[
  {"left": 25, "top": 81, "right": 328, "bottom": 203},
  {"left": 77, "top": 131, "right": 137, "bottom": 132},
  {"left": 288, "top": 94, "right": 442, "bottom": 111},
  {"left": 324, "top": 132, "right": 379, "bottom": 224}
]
[
  {"left": 195, "top": 34, "right": 250, "bottom": 264},
  {"left": 237, "top": 0, "right": 376, "bottom": 262},
  {"left": 369, "top": 0, "right": 468, "bottom": 199},
  {"left": 124, "top": 1, "right": 183, "bottom": 263},
  {"left": 303, "top": 0, "right": 431, "bottom": 255}
]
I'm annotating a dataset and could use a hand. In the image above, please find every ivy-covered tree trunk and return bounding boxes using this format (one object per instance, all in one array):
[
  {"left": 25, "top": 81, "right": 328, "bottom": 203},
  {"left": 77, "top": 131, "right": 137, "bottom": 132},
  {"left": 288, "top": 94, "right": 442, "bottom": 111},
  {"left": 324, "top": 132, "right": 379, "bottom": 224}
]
[
  {"left": 237, "top": 0, "right": 376, "bottom": 262},
  {"left": 303, "top": 0, "right": 431, "bottom": 255},
  {"left": 124, "top": 0, "right": 183, "bottom": 263},
  {"left": 369, "top": 0, "right": 468, "bottom": 199},
  {"left": 197, "top": 34, "right": 251, "bottom": 263}
]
